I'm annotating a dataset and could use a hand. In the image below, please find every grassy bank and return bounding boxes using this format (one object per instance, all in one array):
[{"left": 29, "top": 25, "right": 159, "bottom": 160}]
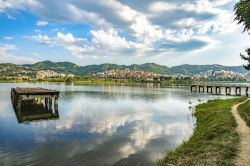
[
  {"left": 238, "top": 99, "right": 250, "bottom": 127},
  {"left": 156, "top": 97, "right": 246, "bottom": 166}
]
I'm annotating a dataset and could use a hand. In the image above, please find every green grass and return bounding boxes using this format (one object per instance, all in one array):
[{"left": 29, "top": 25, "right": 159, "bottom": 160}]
[
  {"left": 238, "top": 99, "right": 250, "bottom": 127},
  {"left": 156, "top": 97, "right": 246, "bottom": 166}
]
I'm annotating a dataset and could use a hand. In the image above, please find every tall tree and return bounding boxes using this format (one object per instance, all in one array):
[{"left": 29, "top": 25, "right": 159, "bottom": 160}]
[
  {"left": 234, "top": 0, "right": 250, "bottom": 31},
  {"left": 240, "top": 48, "right": 250, "bottom": 70},
  {"left": 234, "top": 0, "right": 250, "bottom": 70}
]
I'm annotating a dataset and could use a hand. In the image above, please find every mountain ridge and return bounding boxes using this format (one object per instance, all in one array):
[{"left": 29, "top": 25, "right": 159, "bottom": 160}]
[{"left": 0, "top": 60, "right": 247, "bottom": 76}]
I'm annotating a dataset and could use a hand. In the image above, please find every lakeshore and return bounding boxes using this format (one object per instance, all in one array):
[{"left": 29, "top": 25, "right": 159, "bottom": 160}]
[
  {"left": 0, "top": 82, "right": 249, "bottom": 166},
  {"left": 238, "top": 100, "right": 250, "bottom": 128},
  {"left": 1, "top": 82, "right": 250, "bottom": 165},
  {"left": 0, "top": 83, "right": 199, "bottom": 166},
  {"left": 0, "top": 78, "right": 194, "bottom": 85},
  {"left": 157, "top": 98, "right": 250, "bottom": 166},
  {"left": 1, "top": 0, "right": 250, "bottom": 165}
]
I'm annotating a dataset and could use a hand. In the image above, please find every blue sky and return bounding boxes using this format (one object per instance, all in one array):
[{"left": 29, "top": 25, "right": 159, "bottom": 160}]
[{"left": 0, "top": 0, "right": 250, "bottom": 66}]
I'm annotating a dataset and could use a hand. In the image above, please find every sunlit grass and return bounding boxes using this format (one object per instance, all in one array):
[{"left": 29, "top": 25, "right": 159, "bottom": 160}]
[
  {"left": 238, "top": 99, "right": 250, "bottom": 127},
  {"left": 156, "top": 98, "right": 246, "bottom": 166}
]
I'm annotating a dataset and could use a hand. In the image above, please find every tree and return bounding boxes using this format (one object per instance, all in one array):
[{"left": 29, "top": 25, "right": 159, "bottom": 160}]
[
  {"left": 235, "top": 0, "right": 250, "bottom": 69},
  {"left": 234, "top": 0, "right": 250, "bottom": 31},
  {"left": 240, "top": 48, "right": 250, "bottom": 70}
]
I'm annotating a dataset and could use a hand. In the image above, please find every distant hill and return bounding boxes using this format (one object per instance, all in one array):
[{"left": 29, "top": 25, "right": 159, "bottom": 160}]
[
  {"left": 129, "top": 63, "right": 170, "bottom": 74},
  {"left": 23, "top": 61, "right": 171, "bottom": 75},
  {"left": 0, "top": 61, "right": 247, "bottom": 76},
  {"left": 170, "top": 64, "right": 247, "bottom": 75},
  {"left": 24, "top": 60, "right": 81, "bottom": 74}
]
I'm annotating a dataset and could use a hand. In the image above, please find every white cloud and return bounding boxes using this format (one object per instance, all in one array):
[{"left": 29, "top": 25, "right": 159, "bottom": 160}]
[
  {"left": 1, "top": 0, "right": 246, "bottom": 65},
  {"left": 57, "top": 32, "right": 85, "bottom": 43},
  {"left": 36, "top": 20, "right": 48, "bottom": 26},
  {"left": 149, "top": 0, "right": 237, "bottom": 34},
  {"left": 0, "top": 43, "right": 16, "bottom": 52},
  {"left": 3, "top": 36, "right": 13, "bottom": 40},
  {"left": 148, "top": 2, "right": 177, "bottom": 13},
  {"left": 91, "top": 29, "right": 135, "bottom": 49},
  {"left": 101, "top": 0, "right": 164, "bottom": 44},
  {"left": 28, "top": 29, "right": 153, "bottom": 59},
  {"left": 0, "top": 0, "right": 41, "bottom": 14},
  {"left": 130, "top": 14, "right": 163, "bottom": 44},
  {"left": 0, "top": 43, "right": 38, "bottom": 64},
  {"left": 65, "top": 3, "right": 112, "bottom": 28},
  {"left": 30, "top": 32, "right": 85, "bottom": 44},
  {"left": 0, "top": 0, "right": 21, "bottom": 12},
  {"left": 28, "top": 32, "right": 90, "bottom": 59},
  {"left": 34, "top": 29, "right": 41, "bottom": 33}
]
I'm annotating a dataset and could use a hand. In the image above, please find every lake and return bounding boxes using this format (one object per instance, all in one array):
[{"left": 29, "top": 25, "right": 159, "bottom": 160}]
[{"left": 0, "top": 83, "right": 230, "bottom": 166}]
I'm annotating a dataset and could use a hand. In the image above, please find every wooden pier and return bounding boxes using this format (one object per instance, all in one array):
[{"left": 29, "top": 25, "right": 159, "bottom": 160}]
[
  {"left": 191, "top": 84, "right": 249, "bottom": 96},
  {"left": 11, "top": 87, "right": 60, "bottom": 123}
]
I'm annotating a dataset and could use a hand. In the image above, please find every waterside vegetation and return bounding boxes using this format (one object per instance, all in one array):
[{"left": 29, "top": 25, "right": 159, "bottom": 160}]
[
  {"left": 156, "top": 97, "right": 246, "bottom": 166},
  {"left": 238, "top": 99, "right": 250, "bottom": 127},
  {"left": 0, "top": 77, "right": 194, "bottom": 85}
]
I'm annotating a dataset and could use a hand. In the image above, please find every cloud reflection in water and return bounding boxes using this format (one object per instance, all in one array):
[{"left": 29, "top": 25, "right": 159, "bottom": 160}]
[{"left": 0, "top": 84, "right": 205, "bottom": 166}]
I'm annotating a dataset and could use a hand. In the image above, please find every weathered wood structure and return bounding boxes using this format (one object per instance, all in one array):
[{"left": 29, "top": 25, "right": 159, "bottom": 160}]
[
  {"left": 11, "top": 87, "right": 60, "bottom": 123},
  {"left": 191, "top": 84, "right": 249, "bottom": 96}
]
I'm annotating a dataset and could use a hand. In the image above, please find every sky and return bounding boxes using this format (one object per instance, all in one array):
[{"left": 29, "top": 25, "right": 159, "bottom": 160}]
[{"left": 0, "top": 0, "right": 250, "bottom": 66}]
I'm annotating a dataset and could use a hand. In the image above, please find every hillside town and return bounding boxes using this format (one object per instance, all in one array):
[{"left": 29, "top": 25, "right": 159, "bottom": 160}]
[
  {"left": 36, "top": 70, "right": 74, "bottom": 79},
  {"left": 0, "top": 63, "right": 248, "bottom": 82},
  {"left": 93, "top": 68, "right": 246, "bottom": 82},
  {"left": 0, "top": 64, "right": 75, "bottom": 80},
  {"left": 94, "top": 69, "right": 162, "bottom": 81},
  {"left": 195, "top": 70, "right": 246, "bottom": 81}
]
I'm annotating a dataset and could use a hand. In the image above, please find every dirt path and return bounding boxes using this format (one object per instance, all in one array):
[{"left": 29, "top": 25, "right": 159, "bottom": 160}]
[{"left": 232, "top": 99, "right": 250, "bottom": 166}]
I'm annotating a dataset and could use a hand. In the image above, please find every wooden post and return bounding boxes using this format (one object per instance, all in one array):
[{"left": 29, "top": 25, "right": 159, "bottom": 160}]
[
  {"left": 38, "top": 97, "right": 41, "bottom": 104},
  {"left": 216, "top": 86, "right": 221, "bottom": 94},
  {"left": 235, "top": 87, "right": 241, "bottom": 96},
  {"left": 246, "top": 87, "right": 249, "bottom": 97},
  {"left": 191, "top": 85, "right": 197, "bottom": 92},
  {"left": 17, "top": 95, "right": 22, "bottom": 107},
  {"left": 207, "top": 86, "right": 212, "bottom": 93},
  {"left": 226, "top": 87, "right": 231, "bottom": 95},
  {"left": 11, "top": 88, "right": 16, "bottom": 104},
  {"left": 49, "top": 96, "right": 52, "bottom": 112},
  {"left": 54, "top": 95, "right": 59, "bottom": 112},
  {"left": 45, "top": 97, "right": 48, "bottom": 108},
  {"left": 16, "top": 95, "right": 22, "bottom": 117},
  {"left": 199, "top": 86, "right": 204, "bottom": 93}
]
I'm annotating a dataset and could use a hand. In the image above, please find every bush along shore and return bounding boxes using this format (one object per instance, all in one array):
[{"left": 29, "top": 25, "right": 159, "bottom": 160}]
[
  {"left": 238, "top": 99, "right": 250, "bottom": 127},
  {"left": 156, "top": 97, "right": 246, "bottom": 166}
]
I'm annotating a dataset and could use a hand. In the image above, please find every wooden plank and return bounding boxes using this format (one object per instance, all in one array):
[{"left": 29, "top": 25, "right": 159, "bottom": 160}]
[{"left": 13, "top": 87, "right": 59, "bottom": 95}]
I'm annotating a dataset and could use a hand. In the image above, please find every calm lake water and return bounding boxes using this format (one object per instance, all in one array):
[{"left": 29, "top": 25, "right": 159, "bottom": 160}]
[{"left": 0, "top": 83, "right": 231, "bottom": 166}]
